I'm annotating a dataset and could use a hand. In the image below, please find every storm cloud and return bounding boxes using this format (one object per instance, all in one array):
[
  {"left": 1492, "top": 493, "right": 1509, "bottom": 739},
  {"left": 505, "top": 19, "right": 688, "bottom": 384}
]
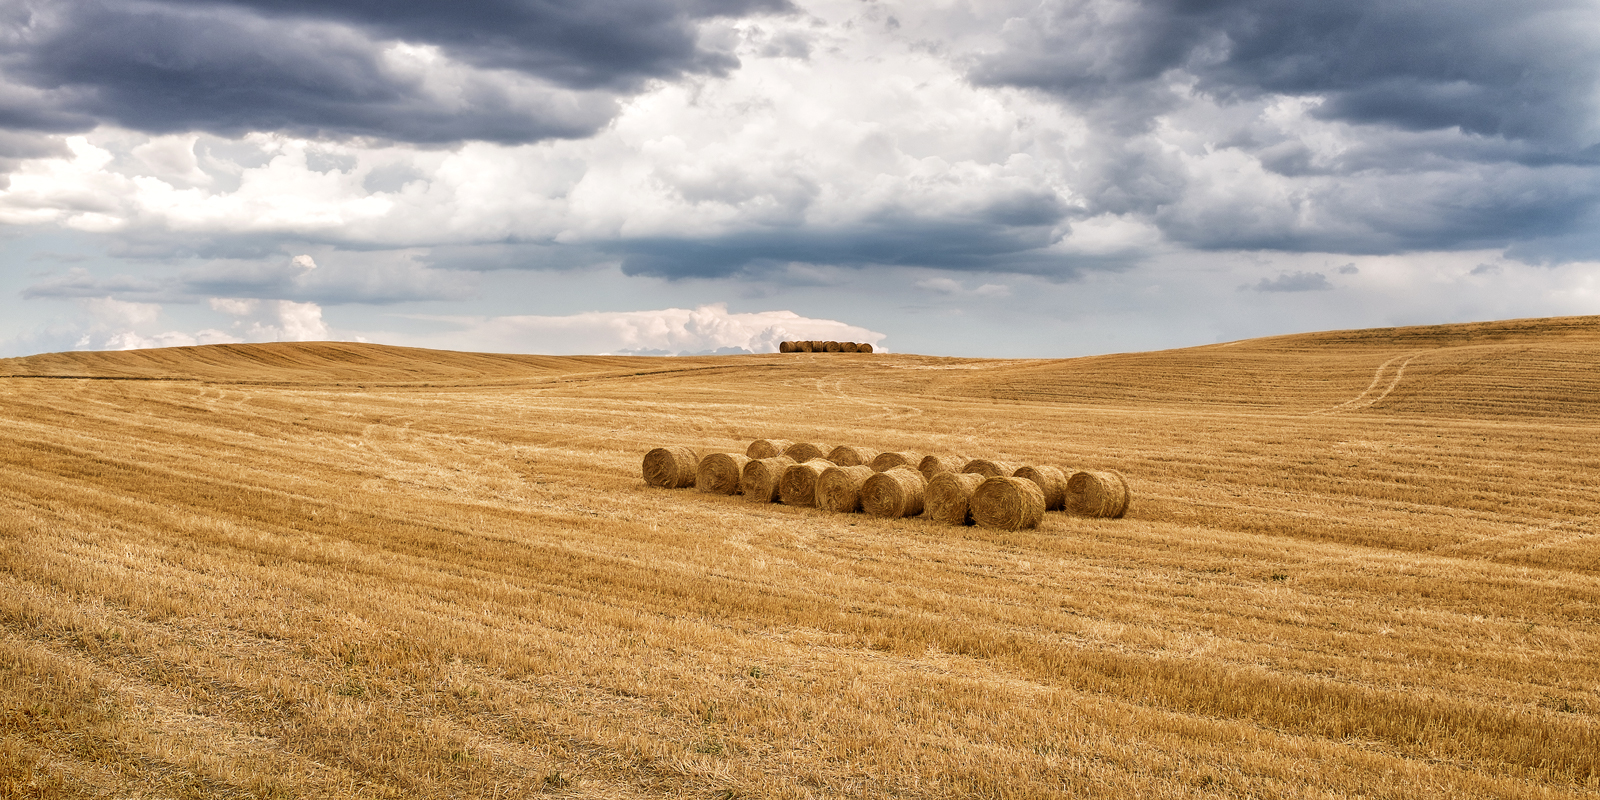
[
  {"left": 975, "top": 0, "right": 1599, "bottom": 151},
  {"left": 972, "top": 0, "right": 1600, "bottom": 255},
  {"left": 0, "top": 0, "right": 790, "bottom": 143}
]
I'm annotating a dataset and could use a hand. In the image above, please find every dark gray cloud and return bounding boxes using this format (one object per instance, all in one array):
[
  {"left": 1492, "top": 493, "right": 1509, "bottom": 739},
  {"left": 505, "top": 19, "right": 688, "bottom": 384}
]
[
  {"left": 22, "top": 256, "right": 475, "bottom": 304},
  {"left": 0, "top": 0, "right": 791, "bottom": 144},
  {"left": 974, "top": 0, "right": 1600, "bottom": 256},
  {"left": 607, "top": 211, "right": 1086, "bottom": 280},
  {"left": 976, "top": 0, "right": 1599, "bottom": 152},
  {"left": 160, "top": 0, "right": 790, "bottom": 89}
]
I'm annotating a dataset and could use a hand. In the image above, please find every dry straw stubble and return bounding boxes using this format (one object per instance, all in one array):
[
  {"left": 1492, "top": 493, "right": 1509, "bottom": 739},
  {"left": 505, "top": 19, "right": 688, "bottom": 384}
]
[
  {"left": 1014, "top": 465, "right": 1069, "bottom": 511},
  {"left": 869, "top": 451, "right": 922, "bottom": 472},
  {"left": 747, "top": 439, "right": 795, "bottom": 459},
  {"left": 741, "top": 456, "right": 797, "bottom": 502},
  {"left": 1068, "top": 470, "right": 1131, "bottom": 518},
  {"left": 861, "top": 466, "right": 927, "bottom": 518},
  {"left": 696, "top": 453, "right": 751, "bottom": 495},
  {"left": 963, "top": 459, "right": 1021, "bottom": 478},
  {"left": 816, "top": 465, "right": 875, "bottom": 513},
  {"left": 778, "top": 458, "right": 834, "bottom": 506},
  {"left": 926, "top": 472, "right": 984, "bottom": 525},
  {"left": 826, "top": 445, "right": 878, "bottom": 467},
  {"left": 972, "top": 476, "right": 1047, "bottom": 530},
  {"left": 642, "top": 446, "right": 698, "bottom": 489},
  {"left": 783, "top": 442, "right": 830, "bottom": 462}
]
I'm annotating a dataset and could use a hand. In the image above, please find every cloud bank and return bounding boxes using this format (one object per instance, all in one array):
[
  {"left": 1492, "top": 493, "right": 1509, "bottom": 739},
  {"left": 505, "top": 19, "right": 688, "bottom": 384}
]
[
  {"left": 386, "top": 303, "right": 883, "bottom": 355},
  {"left": 24, "top": 297, "right": 877, "bottom": 357}
]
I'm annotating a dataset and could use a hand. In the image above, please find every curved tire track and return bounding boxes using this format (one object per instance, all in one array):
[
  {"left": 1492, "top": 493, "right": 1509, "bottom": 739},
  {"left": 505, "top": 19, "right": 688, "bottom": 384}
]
[{"left": 1313, "top": 351, "right": 1427, "bottom": 415}]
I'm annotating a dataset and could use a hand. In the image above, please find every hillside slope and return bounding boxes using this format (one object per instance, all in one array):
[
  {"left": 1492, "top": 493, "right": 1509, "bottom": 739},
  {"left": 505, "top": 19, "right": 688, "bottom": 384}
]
[
  {"left": 939, "top": 314, "right": 1600, "bottom": 419},
  {"left": 2, "top": 316, "right": 1597, "bottom": 799},
  {"left": 8, "top": 313, "right": 1597, "bottom": 417}
]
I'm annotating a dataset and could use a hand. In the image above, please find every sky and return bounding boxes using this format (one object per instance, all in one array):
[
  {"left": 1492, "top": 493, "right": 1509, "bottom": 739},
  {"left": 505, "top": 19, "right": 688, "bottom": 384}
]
[{"left": 2, "top": 0, "right": 1598, "bottom": 358}]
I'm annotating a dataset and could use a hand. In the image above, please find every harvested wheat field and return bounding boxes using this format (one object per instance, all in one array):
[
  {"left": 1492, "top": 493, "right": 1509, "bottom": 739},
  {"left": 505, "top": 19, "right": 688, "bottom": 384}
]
[{"left": 3, "top": 316, "right": 1600, "bottom": 799}]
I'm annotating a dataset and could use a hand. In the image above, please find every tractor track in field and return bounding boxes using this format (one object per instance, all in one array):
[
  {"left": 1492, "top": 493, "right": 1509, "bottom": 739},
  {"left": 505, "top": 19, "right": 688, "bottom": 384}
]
[{"left": 1312, "top": 350, "right": 1429, "bottom": 415}]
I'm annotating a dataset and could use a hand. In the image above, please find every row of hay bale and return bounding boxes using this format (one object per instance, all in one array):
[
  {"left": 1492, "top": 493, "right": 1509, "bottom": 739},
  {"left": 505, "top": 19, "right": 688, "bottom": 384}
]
[
  {"left": 778, "top": 341, "right": 875, "bottom": 353},
  {"left": 642, "top": 438, "right": 1130, "bottom": 530}
]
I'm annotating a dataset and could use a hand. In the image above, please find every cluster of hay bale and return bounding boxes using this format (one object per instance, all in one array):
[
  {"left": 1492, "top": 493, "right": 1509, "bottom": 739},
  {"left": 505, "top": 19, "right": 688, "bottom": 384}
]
[
  {"left": 778, "top": 341, "right": 875, "bottom": 353},
  {"left": 643, "top": 440, "right": 1130, "bottom": 530}
]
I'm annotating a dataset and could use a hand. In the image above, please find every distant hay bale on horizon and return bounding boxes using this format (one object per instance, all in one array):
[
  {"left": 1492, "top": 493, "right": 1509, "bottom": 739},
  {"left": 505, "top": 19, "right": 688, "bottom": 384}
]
[
  {"left": 972, "top": 476, "right": 1046, "bottom": 530},
  {"left": 696, "top": 453, "right": 750, "bottom": 495},
  {"left": 783, "top": 442, "right": 830, "bottom": 462},
  {"left": 963, "top": 459, "right": 1020, "bottom": 478},
  {"left": 1068, "top": 470, "right": 1130, "bottom": 518},
  {"left": 826, "top": 445, "right": 877, "bottom": 467},
  {"left": 862, "top": 466, "right": 926, "bottom": 518},
  {"left": 869, "top": 451, "right": 922, "bottom": 472},
  {"left": 779, "top": 458, "right": 834, "bottom": 506},
  {"left": 742, "top": 456, "right": 797, "bottom": 502},
  {"left": 1015, "top": 465, "right": 1068, "bottom": 511},
  {"left": 777, "top": 340, "right": 877, "bottom": 353},
  {"left": 917, "top": 454, "right": 963, "bottom": 480},
  {"left": 817, "top": 465, "right": 875, "bottom": 513},
  {"left": 747, "top": 439, "right": 794, "bottom": 459},
  {"left": 926, "top": 472, "right": 984, "bottom": 526},
  {"left": 642, "top": 446, "right": 698, "bottom": 489}
]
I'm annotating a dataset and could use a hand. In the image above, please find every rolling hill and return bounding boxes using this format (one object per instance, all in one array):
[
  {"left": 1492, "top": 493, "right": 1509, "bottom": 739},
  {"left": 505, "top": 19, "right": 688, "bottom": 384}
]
[{"left": 2, "top": 315, "right": 1597, "bottom": 798}]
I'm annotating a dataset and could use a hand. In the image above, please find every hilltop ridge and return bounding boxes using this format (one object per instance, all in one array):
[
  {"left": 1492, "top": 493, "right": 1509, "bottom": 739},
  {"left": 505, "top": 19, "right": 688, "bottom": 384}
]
[{"left": 4, "top": 313, "right": 1599, "bottom": 419}]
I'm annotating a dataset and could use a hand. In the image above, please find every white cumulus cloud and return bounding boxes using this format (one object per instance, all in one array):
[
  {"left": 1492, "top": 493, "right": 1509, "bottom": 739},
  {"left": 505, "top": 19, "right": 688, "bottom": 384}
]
[
  {"left": 76, "top": 297, "right": 239, "bottom": 350},
  {"left": 376, "top": 303, "right": 885, "bottom": 355}
]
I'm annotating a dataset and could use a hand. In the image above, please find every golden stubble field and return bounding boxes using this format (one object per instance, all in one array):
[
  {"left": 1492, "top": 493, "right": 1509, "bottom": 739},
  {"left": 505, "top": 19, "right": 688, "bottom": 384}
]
[{"left": 2, "top": 315, "right": 1598, "bottom": 799}]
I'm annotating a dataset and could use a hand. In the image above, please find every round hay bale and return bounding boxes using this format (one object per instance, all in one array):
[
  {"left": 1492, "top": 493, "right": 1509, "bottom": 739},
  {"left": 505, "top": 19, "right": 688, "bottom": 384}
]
[
  {"left": 858, "top": 343, "right": 874, "bottom": 353},
  {"left": 779, "top": 458, "right": 834, "bottom": 506},
  {"left": 917, "top": 454, "right": 963, "bottom": 480},
  {"left": 741, "top": 456, "right": 796, "bottom": 502},
  {"left": 816, "top": 465, "right": 875, "bottom": 513},
  {"left": 1067, "top": 470, "right": 1130, "bottom": 518},
  {"left": 747, "top": 439, "right": 795, "bottom": 459},
  {"left": 796, "top": 341, "right": 813, "bottom": 352},
  {"left": 1014, "top": 465, "right": 1069, "bottom": 511},
  {"left": 972, "top": 476, "right": 1046, "bottom": 530},
  {"left": 962, "top": 459, "right": 1020, "bottom": 478},
  {"left": 840, "top": 341, "right": 860, "bottom": 353},
  {"left": 642, "top": 446, "right": 698, "bottom": 489},
  {"left": 869, "top": 451, "right": 922, "bottom": 472},
  {"left": 926, "top": 472, "right": 984, "bottom": 526},
  {"left": 779, "top": 341, "right": 797, "bottom": 353},
  {"left": 861, "top": 466, "right": 927, "bottom": 518},
  {"left": 783, "top": 442, "right": 830, "bottom": 462},
  {"left": 696, "top": 453, "right": 750, "bottom": 495},
  {"left": 823, "top": 341, "right": 842, "bottom": 353},
  {"left": 826, "top": 445, "right": 878, "bottom": 467}
]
